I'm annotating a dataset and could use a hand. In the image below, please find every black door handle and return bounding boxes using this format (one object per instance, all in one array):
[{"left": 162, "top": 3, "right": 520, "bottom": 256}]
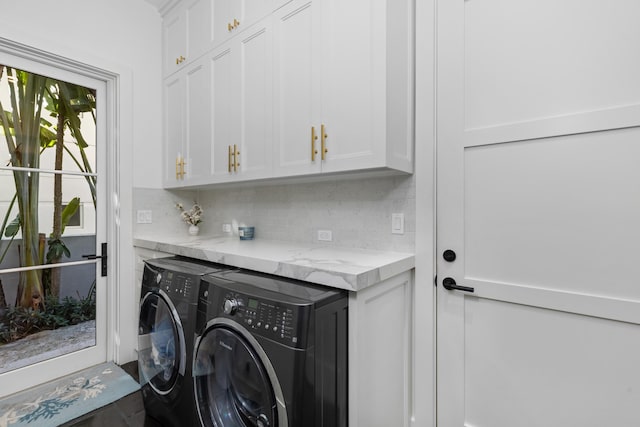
[
  {"left": 442, "top": 277, "right": 474, "bottom": 293},
  {"left": 82, "top": 242, "right": 108, "bottom": 277}
]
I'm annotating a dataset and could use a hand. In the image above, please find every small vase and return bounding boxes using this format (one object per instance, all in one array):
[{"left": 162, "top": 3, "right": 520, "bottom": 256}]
[{"left": 188, "top": 225, "right": 199, "bottom": 236}]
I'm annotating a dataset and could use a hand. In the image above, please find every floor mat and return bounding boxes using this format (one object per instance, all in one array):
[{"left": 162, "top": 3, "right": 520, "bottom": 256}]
[{"left": 0, "top": 362, "right": 140, "bottom": 427}]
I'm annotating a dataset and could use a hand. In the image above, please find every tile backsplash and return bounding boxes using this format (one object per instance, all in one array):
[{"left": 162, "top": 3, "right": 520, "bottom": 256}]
[{"left": 133, "top": 175, "right": 415, "bottom": 253}]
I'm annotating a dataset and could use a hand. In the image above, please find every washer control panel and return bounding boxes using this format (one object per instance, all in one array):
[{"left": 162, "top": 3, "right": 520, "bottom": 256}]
[{"left": 220, "top": 292, "right": 306, "bottom": 348}]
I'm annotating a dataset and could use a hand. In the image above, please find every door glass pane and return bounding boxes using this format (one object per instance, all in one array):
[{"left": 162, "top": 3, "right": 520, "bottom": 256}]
[
  {"left": 0, "top": 64, "right": 98, "bottom": 374},
  {"left": 0, "top": 263, "right": 96, "bottom": 374}
]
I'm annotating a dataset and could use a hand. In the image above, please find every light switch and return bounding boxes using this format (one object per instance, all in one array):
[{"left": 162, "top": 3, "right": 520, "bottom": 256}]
[{"left": 391, "top": 213, "right": 404, "bottom": 235}]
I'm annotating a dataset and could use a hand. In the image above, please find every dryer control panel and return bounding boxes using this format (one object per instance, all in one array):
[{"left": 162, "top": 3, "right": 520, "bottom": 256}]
[{"left": 159, "top": 271, "right": 196, "bottom": 300}]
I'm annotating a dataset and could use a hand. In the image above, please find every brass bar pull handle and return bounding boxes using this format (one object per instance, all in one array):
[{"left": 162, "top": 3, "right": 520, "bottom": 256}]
[
  {"left": 321, "top": 124, "right": 328, "bottom": 160},
  {"left": 176, "top": 157, "right": 181, "bottom": 179},
  {"left": 234, "top": 144, "right": 240, "bottom": 172},
  {"left": 228, "top": 145, "right": 232, "bottom": 173},
  {"left": 311, "top": 126, "right": 319, "bottom": 161},
  {"left": 228, "top": 22, "right": 233, "bottom": 32},
  {"left": 180, "top": 158, "right": 186, "bottom": 179},
  {"left": 234, "top": 19, "right": 240, "bottom": 28}
]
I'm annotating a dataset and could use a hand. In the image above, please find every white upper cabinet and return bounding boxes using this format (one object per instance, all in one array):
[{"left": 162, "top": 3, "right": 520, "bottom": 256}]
[
  {"left": 163, "top": 0, "right": 213, "bottom": 76},
  {"left": 163, "top": 6, "right": 187, "bottom": 76},
  {"left": 164, "top": 56, "right": 213, "bottom": 187},
  {"left": 162, "top": 0, "right": 414, "bottom": 188},
  {"left": 210, "top": 20, "right": 274, "bottom": 183},
  {"left": 272, "top": 0, "right": 414, "bottom": 178},
  {"left": 272, "top": 2, "right": 322, "bottom": 176}
]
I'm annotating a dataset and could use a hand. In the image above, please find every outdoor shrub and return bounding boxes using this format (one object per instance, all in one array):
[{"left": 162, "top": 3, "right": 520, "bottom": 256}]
[{"left": 0, "top": 293, "right": 96, "bottom": 345}]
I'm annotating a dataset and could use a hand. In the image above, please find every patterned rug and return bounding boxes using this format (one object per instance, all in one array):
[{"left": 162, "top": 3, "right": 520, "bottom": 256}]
[{"left": 0, "top": 362, "right": 140, "bottom": 427}]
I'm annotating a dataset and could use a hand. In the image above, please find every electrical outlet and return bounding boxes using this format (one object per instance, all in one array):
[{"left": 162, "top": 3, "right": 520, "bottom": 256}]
[
  {"left": 391, "top": 213, "right": 404, "bottom": 234},
  {"left": 317, "top": 229, "right": 333, "bottom": 242},
  {"left": 222, "top": 223, "right": 232, "bottom": 233},
  {"left": 137, "top": 210, "right": 152, "bottom": 224}
]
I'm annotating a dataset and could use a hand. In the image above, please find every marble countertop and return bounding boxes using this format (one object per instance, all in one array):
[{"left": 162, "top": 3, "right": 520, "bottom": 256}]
[{"left": 133, "top": 235, "right": 414, "bottom": 291}]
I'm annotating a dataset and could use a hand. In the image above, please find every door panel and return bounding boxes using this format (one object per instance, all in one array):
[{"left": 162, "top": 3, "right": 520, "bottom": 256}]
[
  {"left": 437, "top": 0, "right": 640, "bottom": 425},
  {"left": 464, "top": 128, "right": 640, "bottom": 300},
  {"left": 465, "top": 298, "right": 640, "bottom": 426},
  {"left": 464, "top": 0, "right": 640, "bottom": 129}
]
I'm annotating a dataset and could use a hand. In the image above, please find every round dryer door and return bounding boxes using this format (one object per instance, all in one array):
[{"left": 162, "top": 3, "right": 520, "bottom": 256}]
[
  {"left": 194, "top": 325, "right": 278, "bottom": 427},
  {"left": 138, "top": 291, "right": 185, "bottom": 395}
]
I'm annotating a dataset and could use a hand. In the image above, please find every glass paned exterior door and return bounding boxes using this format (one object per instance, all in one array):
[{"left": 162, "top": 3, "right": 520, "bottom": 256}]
[{"left": 0, "top": 61, "right": 107, "bottom": 391}]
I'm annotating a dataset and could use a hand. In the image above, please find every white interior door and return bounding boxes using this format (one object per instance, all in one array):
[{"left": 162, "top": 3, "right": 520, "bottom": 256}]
[{"left": 437, "top": 0, "right": 640, "bottom": 425}]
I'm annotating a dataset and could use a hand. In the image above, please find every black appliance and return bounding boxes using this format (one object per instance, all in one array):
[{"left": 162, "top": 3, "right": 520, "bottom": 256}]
[
  {"left": 193, "top": 269, "right": 348, "bottom": 427},
  {"left": 138, "top": 256, "right": 230, "bottom": 427}
]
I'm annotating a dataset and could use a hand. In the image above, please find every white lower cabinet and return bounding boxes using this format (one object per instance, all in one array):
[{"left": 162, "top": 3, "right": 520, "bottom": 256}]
[{"left": 349, "top": 271, "right": 414, "bottom": 427}]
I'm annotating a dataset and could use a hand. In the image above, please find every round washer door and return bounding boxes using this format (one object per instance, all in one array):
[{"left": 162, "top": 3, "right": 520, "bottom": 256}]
[
  {"left": 194, "top": 324, "right": 280, "bottom": 427},
  {"left": 138, "top": 291, "right": 186, "bottom": 395}
]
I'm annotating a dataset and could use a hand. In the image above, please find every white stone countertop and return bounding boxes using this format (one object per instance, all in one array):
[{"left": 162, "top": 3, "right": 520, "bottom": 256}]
[{"left": 133, "top": 235, "right": 414, "bottom": 291}]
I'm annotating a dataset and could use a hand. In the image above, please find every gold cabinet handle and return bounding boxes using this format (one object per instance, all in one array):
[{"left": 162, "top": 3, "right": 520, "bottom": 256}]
[
  {"left": 228, "top": 145, "right": 232, "bottom": 173},
  {"left": 233, "top": 18, "right": 240, "bottom": 29},
  {"left": 311, "top": 126, "right": 319, "bottom": 161},
  {"left": 176, "top": 55, "right": 186, "bottom": 64},
  {"left": 234, "top": 144, "right": 240, "bottom": 172},
  {"left": 180, "top": 158, "right": 186, "bottom": 179},
  {"left": 321, "top": 124, "right": 328, "bottom": 160},
  {"left": 228, "top": 22, "right": 234, "bottom": 32},
  {"left": 175, "top": 157, "right": 181, "bottom": 179}
]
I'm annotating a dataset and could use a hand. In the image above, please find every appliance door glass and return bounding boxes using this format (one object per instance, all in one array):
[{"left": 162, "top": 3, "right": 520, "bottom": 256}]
[
  {"left": 138, "top": 292, "right": 182, "bottom": 394},
  {"left": 194, "top": 326, "right": 277, "bottom": 427}
]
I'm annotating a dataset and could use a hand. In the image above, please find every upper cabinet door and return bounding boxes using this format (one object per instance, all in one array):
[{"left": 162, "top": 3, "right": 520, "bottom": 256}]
[
  {"left": 319, "top": 0, "right": 413, "bottom": 174},
  {"left": 272, "top": 0, "right": 413, "bottom": 178},
  {"left": 184, "top": 57, "right": 212, "bottom": 184},
  {"left": 212, "top": 0, "right": 272, "bottom": 49},
  {"left": 272, "top": 2, "right": 322, "bottom": 177},
  {"left": 163, "top": 8, "right": 187, "bottom": 76},
  {"left": 210, "top": 44, "right": 240, "bottom": 183},
  {"left": 163, "top": 74, "right": 185, "bottom": 185},
  {"left": 163, "top": 0, "right": 213, "bottom": 77},
  {"left": 186, "top": 0, "right": 214, "bottom": 62}
]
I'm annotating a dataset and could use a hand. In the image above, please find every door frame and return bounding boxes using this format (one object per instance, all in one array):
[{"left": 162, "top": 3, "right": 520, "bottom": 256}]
[{"left": 0, "top": 35, "right": 133, "bottom": 396}]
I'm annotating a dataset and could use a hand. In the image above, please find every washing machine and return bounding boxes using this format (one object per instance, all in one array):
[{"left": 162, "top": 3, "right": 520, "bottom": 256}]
[
  {"left": 193, "top": 269, "right": 348, "bottom": 427},
  {"left": 138, "top": 256, "right": 231, "bottom": 427}
]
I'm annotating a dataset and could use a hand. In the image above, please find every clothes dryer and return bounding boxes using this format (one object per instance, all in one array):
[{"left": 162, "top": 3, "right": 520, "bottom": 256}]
[
  {"left": 193, "top": 269, "right": 348, "bottom": 427},
  {"left": 138, "top": 256, "right": 230, "bottom": 427}
]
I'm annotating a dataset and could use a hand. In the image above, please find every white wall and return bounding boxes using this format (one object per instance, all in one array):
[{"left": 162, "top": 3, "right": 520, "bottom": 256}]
[{"left": 0, "top": 0, "right": 163, "bottom": 189}]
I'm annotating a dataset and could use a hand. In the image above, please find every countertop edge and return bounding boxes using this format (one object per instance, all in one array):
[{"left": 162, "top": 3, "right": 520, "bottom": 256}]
[{"left": 133, "top": 236, "right": 415, "bottom": 291}]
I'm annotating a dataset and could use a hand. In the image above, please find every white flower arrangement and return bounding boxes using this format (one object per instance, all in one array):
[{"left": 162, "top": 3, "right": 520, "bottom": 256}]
[{"left": 175, "top": 202, "right": 203, "bottom": 226}]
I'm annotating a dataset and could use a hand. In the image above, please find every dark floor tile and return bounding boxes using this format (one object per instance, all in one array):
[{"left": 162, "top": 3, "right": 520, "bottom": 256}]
[
  {"left": 115, "top": 391, "right": 146, "bottom": 417},
  {"left": 62, "top": 403, "right": 128, "bottom": 427}
]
